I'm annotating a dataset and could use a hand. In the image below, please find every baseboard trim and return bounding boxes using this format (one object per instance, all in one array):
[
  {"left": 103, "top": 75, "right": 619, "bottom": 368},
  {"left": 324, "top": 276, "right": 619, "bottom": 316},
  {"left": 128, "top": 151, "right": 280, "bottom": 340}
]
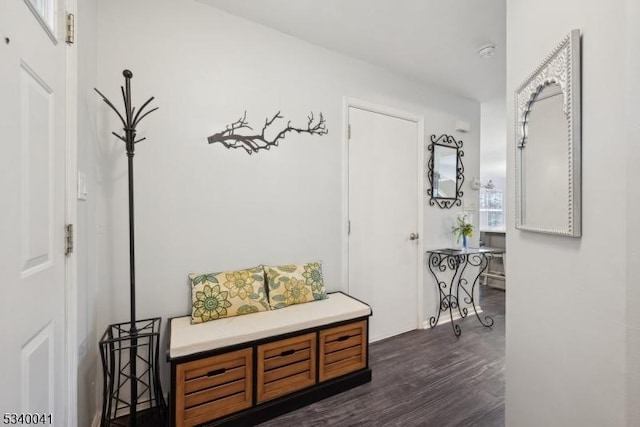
[{"left": 422, "top": 306, "right": 483, "bottom": 329}]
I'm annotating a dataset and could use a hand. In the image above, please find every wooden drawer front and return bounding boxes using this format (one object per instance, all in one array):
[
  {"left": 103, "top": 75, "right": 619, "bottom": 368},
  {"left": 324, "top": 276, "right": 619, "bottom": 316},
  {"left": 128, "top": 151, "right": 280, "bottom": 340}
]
[
  {"left": 257, "top": 333, "right": 316, "bottom": 403},
  {"left": 319, "top": 320, "right": 367, "bottom": 382},
  {"left": 176, "top": 348, "right": 252, "bottom": 427}
]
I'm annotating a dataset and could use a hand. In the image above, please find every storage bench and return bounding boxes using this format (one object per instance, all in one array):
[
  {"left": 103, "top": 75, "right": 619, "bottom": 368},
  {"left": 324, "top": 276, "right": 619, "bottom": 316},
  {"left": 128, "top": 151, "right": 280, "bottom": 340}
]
[{"left": 168, "top": 292, "right": 372, "bottom": 426}]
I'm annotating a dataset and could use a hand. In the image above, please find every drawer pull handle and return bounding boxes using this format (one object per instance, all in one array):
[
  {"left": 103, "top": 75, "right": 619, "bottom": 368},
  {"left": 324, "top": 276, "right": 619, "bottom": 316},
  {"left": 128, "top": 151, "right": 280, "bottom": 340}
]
[
  {"left": 207, "top": 368, "right": 226, "bottom": 377},
  {"left": 337, "top": 335, "right": 350, "bottom": 342},
  {"left": 280, "top": 349, "right": 296, "bottom": 357}
]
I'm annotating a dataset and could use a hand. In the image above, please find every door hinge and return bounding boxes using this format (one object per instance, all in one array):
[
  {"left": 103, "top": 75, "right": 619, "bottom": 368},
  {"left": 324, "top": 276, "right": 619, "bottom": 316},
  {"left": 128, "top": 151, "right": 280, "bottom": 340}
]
[
  {"left": 65, "top": 224, "right": 73, "bottom": 256},
  {"left": 348, "top": 124, "right": 351, "bottom": 140},
  {"left": 347, "top": 220, "right": 351, "bottom": 235},
  {"left": 65, "top": 13, "right": 75, "bottom": 44}
]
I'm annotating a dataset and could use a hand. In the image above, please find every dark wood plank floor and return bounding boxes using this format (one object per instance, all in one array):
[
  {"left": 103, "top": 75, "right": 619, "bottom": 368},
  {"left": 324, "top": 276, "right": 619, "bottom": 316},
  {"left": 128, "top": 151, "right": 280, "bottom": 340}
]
[{"left": 260, "top": 286, "right": 505, "bottom": 427}]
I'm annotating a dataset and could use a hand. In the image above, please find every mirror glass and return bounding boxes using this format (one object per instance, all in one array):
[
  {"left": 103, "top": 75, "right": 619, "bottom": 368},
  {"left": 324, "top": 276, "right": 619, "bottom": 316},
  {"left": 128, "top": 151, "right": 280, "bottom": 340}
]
[
  {"left": 520, "top": 84, "right": 569, "bottom": 229},
  {"left": 433, "top": 145, "right": 458, "bottom": 198}
]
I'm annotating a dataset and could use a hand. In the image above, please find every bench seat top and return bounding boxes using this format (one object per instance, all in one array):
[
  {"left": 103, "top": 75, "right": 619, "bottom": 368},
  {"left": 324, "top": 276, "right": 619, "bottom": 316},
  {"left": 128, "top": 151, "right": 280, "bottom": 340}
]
[{"left": 169, "top": 292, "right": 371, "bottom": 359}]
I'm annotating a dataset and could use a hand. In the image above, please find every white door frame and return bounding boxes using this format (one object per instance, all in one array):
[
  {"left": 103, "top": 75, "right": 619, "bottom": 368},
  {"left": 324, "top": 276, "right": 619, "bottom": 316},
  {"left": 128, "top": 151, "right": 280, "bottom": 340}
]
[
  {"left": 64, "top": 0, "right": 79, "bottom": 424},
  {"left": 342, "top": 97, "right": 425, "bottom": 330}
]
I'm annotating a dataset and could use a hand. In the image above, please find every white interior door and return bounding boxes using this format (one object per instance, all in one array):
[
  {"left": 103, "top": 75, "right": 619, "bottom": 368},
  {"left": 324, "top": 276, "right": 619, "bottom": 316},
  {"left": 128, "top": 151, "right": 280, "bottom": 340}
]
[
  {"left": 0, "top": 1, "right": 68, "bottom": 424},
  {"left": 348, "top": 106, "right": 420, "bottom": 342}
]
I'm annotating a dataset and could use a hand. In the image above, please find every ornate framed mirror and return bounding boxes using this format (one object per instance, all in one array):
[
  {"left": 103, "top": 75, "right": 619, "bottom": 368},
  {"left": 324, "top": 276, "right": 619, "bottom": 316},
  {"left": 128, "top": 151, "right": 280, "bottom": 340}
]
[
  {"left": 515, "top": 29, "right": 581, "bottom": 237},
  {"left": 427, "top": 134, "right": 464, "bottom": 209}
]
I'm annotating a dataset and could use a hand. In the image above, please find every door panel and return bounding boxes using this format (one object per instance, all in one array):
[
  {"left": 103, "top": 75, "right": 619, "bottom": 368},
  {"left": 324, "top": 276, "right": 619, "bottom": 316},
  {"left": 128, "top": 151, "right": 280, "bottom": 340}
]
[
  {"left": 21, "top": 62, "right": 54, "bottom": 276},
  {"left": 0, "top": 1, "right": 67, "bottom": 423},
  {"left": 21, "top": 323, "right": 55, "bottom": 415},
  {"left": 348, "top": 107, "right": 419, "bottom": 342}
]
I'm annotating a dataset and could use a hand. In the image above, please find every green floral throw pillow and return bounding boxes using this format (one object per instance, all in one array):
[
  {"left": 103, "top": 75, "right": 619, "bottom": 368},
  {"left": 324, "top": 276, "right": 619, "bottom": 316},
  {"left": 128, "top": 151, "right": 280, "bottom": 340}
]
[
  {"left": 189, "top": 265, "right": 270, "bottom": 324},
  {"left": 264, "top": 261, "right": 328, "bottom": 310}
]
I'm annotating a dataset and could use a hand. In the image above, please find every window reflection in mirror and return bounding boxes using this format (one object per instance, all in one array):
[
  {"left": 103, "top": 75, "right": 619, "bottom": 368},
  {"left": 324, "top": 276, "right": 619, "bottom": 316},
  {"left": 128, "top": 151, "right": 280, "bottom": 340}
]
[{"left": 433, "top": 145, "right": 457, "bottom": 198}]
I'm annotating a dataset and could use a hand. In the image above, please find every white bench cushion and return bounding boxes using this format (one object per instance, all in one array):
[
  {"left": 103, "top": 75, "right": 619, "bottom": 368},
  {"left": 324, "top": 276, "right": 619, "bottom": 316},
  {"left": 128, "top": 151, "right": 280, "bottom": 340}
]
[{"left": 169, "top": 292, "right": 371, "bottom": 359}]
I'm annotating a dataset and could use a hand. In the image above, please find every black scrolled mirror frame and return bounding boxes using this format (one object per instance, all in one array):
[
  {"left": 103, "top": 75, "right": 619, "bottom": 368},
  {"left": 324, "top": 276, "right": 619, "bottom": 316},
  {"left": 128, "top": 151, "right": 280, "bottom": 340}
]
[{"left": 427, "top": 133, "right": 464, "bottom": 209}]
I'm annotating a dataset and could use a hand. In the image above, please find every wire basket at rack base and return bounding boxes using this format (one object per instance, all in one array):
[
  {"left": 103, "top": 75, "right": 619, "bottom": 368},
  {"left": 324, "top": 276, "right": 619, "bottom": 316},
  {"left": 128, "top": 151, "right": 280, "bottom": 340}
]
[{"left": 99, "top": 317, "right": 166, "bottom": 427}]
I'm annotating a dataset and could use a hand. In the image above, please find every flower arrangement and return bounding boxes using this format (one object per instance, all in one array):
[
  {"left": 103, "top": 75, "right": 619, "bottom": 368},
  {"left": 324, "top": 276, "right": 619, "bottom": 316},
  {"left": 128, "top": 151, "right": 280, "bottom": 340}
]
[{"left": 452, "top": 212, "right": 474, "bottom": 248}]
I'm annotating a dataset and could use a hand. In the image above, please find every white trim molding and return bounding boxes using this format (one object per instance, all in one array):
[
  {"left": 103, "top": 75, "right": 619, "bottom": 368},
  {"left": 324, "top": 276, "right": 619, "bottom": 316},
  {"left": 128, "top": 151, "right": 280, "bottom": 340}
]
[{"left": 64, "top": 0, "right": 79, "bottom": 424}]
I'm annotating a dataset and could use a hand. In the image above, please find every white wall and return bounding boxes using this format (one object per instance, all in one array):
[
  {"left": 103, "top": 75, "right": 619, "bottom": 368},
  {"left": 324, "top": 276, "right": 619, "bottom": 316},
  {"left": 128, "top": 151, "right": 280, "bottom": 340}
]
[
  {"left": 625, "top": 0, "right": 640, "bottom": 424},
  {"left": 506, "top": 1, "right": 633, "bottom": 425},
  {"left": 480, "top": 97, "right": 507, "bottom": 191},
  {"left": 76, "top": 0, "right": 100, "bottom": 424},
  {"left": 95, "top": 0, "right": 480, "bottom": 393}
]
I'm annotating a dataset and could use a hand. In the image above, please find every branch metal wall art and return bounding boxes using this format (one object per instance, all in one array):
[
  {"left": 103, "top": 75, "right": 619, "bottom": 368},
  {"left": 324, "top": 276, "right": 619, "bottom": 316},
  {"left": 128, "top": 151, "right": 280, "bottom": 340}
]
[{"left": 207, "top": 111, "right": 328, "bottom": 154}]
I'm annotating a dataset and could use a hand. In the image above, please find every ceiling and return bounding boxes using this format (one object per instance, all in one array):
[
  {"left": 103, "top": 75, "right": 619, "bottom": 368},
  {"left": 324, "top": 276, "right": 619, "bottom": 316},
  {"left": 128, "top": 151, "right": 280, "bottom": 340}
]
[{"left": 197, "top": 0, "right": 506, "bottom": 102}]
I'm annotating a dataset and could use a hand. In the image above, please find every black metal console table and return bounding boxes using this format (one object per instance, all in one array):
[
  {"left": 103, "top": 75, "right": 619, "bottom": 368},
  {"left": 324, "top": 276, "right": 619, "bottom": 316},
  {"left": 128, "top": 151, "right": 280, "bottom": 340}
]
[{"left": 427, "top": 248, "right": 495, "bottom": 337}]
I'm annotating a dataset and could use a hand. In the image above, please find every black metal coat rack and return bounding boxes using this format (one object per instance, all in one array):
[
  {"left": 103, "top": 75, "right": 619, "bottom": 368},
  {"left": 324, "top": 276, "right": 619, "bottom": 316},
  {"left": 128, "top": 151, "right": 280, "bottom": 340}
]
[{"left": 96, "top": 70, "right": 165, "bottom": 427}]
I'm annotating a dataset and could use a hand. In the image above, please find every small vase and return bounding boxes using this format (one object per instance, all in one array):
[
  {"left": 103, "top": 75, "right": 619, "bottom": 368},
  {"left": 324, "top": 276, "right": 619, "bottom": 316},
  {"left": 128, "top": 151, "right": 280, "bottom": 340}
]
[{"left": 462, "top": 235, "right": 468, "bottom": 251}]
